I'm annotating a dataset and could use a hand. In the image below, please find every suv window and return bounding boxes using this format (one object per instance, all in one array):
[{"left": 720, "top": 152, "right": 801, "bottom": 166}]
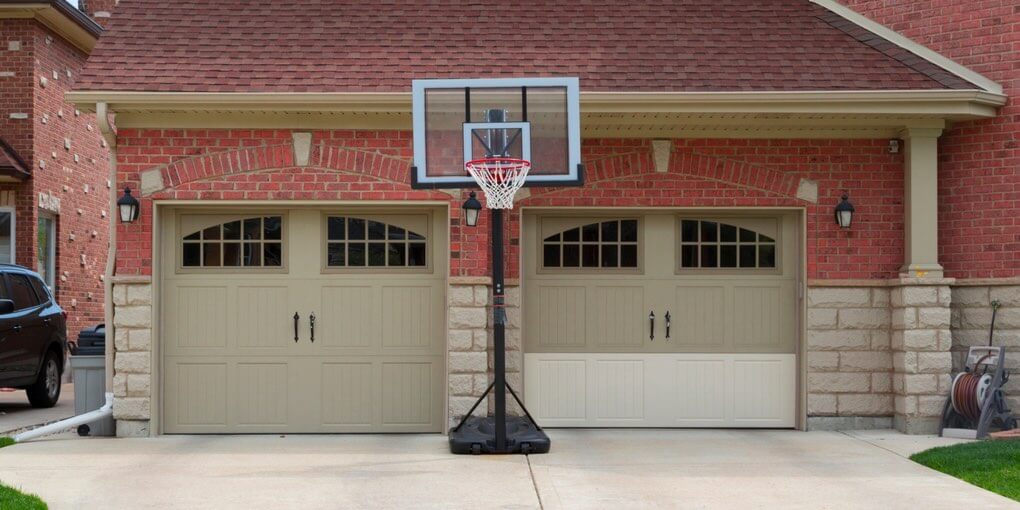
[
  {"left": 7, "top": 274, "right": 40, "bottom": 310},
  {"left": 30, "top": 277, "right": 50, "bottom": 304}
]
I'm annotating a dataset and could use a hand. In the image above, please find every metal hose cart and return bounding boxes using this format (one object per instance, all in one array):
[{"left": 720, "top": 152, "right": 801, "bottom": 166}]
[{"left": 940, "top": 301, "right": 1018, "bottom": 439}]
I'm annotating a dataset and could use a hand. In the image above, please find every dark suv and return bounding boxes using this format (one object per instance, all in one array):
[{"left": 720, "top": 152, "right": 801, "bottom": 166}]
[{"left": 0, "top": 265, "right": 67, "bottom": 408}]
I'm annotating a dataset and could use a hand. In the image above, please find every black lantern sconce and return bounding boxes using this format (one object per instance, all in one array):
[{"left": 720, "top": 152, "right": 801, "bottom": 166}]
[
  {"left": 834, "top": 193, "right": 854, "bottom": 229},
  {"left": 462, "top": 191, "right": 482, "bottom": 227},
  {"left": 117, "top": 187, "right": 140, "bottom": 223}
]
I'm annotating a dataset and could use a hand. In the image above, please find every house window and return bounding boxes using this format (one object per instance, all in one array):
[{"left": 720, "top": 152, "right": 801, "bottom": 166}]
[
  {"left": 679, "top": 219, "right": 777, "bottom": 269},
  {"left": 543, "top": 219, "right": 639, "bottom": 269},
  {"left": 181, "top": 216, "right": 283, "bottom": 268},
  {"left": 0, "top": 208, "right": 13, "bottom": 265},
  {"left": 37, "top": 214, "right": 56, "bottom": 289},
  {"left": 325, "top": 217, "right": 426, "bottom": 268}
]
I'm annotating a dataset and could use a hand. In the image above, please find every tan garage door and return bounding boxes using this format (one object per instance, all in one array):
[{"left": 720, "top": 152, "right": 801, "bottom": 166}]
[
  {"left": 523, "top": 212, "right": 799, "bottom": 427},
  {"left": 161, "top": 208, "right": 446, "bottom": 433}
]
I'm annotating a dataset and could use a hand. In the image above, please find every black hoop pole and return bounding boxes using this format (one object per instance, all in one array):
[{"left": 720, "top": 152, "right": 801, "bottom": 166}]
[{"left": 492, "top": 206, "right": 507, "bottom": 451}]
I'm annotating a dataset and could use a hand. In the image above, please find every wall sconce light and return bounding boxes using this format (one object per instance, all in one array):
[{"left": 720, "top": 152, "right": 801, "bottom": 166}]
[
  {"left": 117, "top": 187, "right": 140, "bottom": 223},
  {"left": 835, "top": 193, "right": 854, "bottom": 229},
  {"left": 462, "top": 191, "right": 482, "bottom": 227}
]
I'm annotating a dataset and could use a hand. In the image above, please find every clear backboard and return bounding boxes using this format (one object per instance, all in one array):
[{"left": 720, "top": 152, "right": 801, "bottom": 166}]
[{"left": 411, "top": 77, "right": 582, "bottom": 189}]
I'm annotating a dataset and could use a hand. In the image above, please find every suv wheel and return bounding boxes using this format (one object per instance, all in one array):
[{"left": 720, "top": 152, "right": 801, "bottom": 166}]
[{"left": 27, "top": 352, "right": 61, "bottom": 408}]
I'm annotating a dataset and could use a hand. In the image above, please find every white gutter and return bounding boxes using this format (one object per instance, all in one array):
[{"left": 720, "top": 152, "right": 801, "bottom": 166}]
[{"left": 12, "top": 393, "right": 112, "bottom": 442}]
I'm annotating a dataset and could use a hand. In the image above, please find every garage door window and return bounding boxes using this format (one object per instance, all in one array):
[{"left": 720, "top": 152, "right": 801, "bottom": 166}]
[
  {"left": 679, "top": 219, "right": 776, "bottom": 269},
  {"left": 181, "top": 216, "right": 283, "bottom": 268},
  {"left": 325, "top": 216, "right": 427, "bottom": 268},
  {"left": 543, "top": 219, "right": 638, "bottom": 269}
]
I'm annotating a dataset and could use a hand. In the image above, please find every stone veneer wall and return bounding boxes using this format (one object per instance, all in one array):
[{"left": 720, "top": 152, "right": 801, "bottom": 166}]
[
  {"left": 951, "top": 283, "right": 1020, "bottom": 412},
  {"left": 806, "top": 286, "right": 893, "bottom": 429},
  {"left": 890, "top": 281, "right": 953, "bottom": 434},
  {"left": 110, "top": 277, "right": 153, "bottom": 437},
  {"left": 446, "top": 280, "right": 491, "bottom": 428}
]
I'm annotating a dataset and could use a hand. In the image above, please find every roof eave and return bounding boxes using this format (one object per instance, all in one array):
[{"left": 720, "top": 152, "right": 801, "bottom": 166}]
[
  {"left": 67, "top": 89, "right": 1007, "bottom": 120},
  {"left": 0, "top": 1, "right": 102, "bottom": 53}
]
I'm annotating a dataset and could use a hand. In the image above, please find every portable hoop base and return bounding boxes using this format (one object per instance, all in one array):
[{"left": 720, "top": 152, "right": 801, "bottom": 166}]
[{"left": 449, "top": 157, "right": 550, "bottom": 455}]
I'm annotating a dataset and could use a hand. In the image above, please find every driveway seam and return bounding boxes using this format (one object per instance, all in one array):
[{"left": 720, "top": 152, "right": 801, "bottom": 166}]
[
  {"left": 836, "top": 430, "right": 909, "bottom": 458},
  {"left": 526, "top": 455, "right": 545, "bottom": 510}
]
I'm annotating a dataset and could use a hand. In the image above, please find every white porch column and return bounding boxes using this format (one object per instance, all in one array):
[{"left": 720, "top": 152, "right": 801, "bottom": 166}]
[{"left": 899, "top": 127, "right": 944, "bottom": 278}]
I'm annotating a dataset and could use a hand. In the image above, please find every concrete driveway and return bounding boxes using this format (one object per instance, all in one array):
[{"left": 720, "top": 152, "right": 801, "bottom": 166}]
[
  {"left": 0, "top": 430, "right": 1014, "bottom": 510},
  {"left": 0, "top": 384, "right": 74, "bottom": 435}
]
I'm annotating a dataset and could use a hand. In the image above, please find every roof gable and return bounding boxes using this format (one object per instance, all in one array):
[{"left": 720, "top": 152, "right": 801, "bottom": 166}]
[{"left": 76, "top": 0, "right": 983, "bottom": 94}]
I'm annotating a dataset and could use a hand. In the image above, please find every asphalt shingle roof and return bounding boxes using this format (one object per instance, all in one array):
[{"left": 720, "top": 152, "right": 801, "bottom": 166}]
[{"left": 76, "top": 0, "right": 978, "bottom": 93}]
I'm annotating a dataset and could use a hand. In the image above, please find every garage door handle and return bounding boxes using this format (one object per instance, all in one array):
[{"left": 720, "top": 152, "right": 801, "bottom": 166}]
[
  {"left": 648, "top": 311, "right": 654, "bottom": 341},
  {"left": 293, "top": 312, "right": 300, "bottom": 342},
  {"left": 665, "top": 311, "right": 671, "bottom": 341},
  {"left": 309, "top": 312, "right": 316, "bottom": 343}
]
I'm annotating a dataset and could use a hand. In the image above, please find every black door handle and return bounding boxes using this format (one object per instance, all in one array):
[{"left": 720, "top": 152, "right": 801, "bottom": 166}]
[
  {"left": 665, "top": 311, "right": 671, "bottom": 341},
  {"left": 42, "top": 318, "right": 51, "bottom": 326},
  {"left": 309, "top": 312, "right": 316, "bottom": 343},
  {"left": 293, "top": 312, "right": 299, "bottom": 342},
  {"left": 12, "top": 325, "right": 21, "bottom": 333},
  {"left": 648, "top": 311, "right": 655, "bottom": 341}
]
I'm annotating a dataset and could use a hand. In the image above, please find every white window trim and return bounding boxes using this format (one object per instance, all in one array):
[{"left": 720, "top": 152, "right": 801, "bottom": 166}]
[
  {"left": 0, "top": 206, "right": 15, "bottom": 266},
  {"left": 37, "top": 213, "right": 56, "bottom": 289}
]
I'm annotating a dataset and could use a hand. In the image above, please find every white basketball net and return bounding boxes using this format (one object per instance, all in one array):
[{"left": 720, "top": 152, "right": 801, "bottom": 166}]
[{"left": 465, "top": 157, "right": 531, "bottom": 209}]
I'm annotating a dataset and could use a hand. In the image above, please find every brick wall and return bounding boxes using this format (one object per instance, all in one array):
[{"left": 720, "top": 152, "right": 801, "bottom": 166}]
[
  {"left": 0, "top": 19, "right": 109, "bottom": 342},
  {"left": 0, "top": 19, "right": 35, "bottom": 166},
  {"left": 31, "top": 23, "right": 109, "bottom": 342},
  {"left": 114, "top": 130, "right": 905, "bottom": 282},
  {"left": 841, "top": 0, "right": 1020, "bottom": 279}
]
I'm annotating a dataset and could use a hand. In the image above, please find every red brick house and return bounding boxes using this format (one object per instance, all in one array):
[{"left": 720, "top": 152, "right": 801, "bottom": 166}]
[
  {"left": 68, "top": 0, "right": 1014, "bottom": 438},
  {"left": 0, "top": 0, "right": 112, "bottom": 343}
]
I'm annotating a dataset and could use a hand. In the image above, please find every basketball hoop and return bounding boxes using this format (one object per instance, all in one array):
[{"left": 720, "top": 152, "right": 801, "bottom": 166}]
[{"left": 465, "top": 157, "right": 531, "bottom": 209}]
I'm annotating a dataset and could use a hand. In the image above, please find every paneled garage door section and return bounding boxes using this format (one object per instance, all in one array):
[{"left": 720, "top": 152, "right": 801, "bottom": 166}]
[
  {"left": 523, "top": 213, "right": 799, "bottom": 428},
  {"left": 161, "top": 209, "right": 446, "bottom": 433}
]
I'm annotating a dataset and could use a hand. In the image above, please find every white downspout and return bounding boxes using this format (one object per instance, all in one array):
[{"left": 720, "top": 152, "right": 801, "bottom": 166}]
[
  {"left": 12, "top": 102, "right": 119, "bottom": 443},
  {"left": 13, "top": 393, "right": 113, "bottom": 442},
  {"left": 96, "top": 101, "right": 116, "bottom": 396}
]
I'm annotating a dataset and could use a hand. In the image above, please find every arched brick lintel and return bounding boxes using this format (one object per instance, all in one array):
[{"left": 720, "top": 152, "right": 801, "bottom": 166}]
[{"left": 158, "top": 144, "right": 413, "bottom": 190}]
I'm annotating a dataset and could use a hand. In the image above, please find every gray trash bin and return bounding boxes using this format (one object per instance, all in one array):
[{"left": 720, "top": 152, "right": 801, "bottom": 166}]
[{"left": 70, "top": 354, "right": 115, "bottom": 436}]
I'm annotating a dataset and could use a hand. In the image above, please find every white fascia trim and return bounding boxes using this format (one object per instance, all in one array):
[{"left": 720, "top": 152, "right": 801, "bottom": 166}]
[
  {"left": 810, "top": 0, "right": 1003, "bottom": 95},
  {"left": 67, "top": 89, "right": 1007, "bottom": 114}
]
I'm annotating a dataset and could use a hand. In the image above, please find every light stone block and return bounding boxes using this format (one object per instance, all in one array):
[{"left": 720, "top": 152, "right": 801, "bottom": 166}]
[
  {"left": 448, "top": 352, "right": 487, "bottom": 373},
  {"left": 871, "top": 373, "right": 892, "bottom": 393},
  {"left": 112, "top": 285, "right": 128, "bottom": 306},
  {"left": 901, "top": 329, "right": 939, "bottom": 351},
  {"left": 474, "top": 285, "right": 491, "bottom": 307},
  {"left": 795, "top": 178, "right": 818, "bottom": 203},
  {"left": 890, "top": 308, "right": 917, "bottom": 330},
  {"left": 807, "top": 393, "right": 836, "bottom": 415},
  {"left": 129, "top": 328, "right": 152, "bottom": 351},
  {"left": 892, "top": 286, "right": 939, "bottom": 307},
  {"left": 838, "top": 394, "right": 893, "bottom": 415},
  {"left": 116, "top": 420, "right": 150, "bottom": 438},
  {"left": 114, "top": 306, "right": 151, "bottom": 329},
  {"left": 990, "top": 286, "right": 1020, "bottom": 306},
  {"left": 113, "top": 398, "right": 150, "bottom": 420},
  {"left": 917, "top": 352, "right": 952, "bottom": 374},
  {"left": 807, "top": 309, "right": 838, "bottom": 329},
  {"left": 952, "top": 286, "right": 990, "bottom": 306},
  {"left": 807, "top": 330, "right": 870, "bottom": 350},
  {"left": 838, "top": 308, "right": 889, "bottom": 330},
  {"left": 807, "top": 351, "right": 838, "bottom": 371},
  {"left": 902, "top": 374, "right": 938, "bottom": 395},
  {"left": 449, "top": 307, "right": 487, "bottom": 328},
  {"left": 893, "top": 351, "right": 918, "bottom": 374},
  {"left": 114, "top": 352, "right": 150, "bottom": 374},
  {"left": 870, "top": 331, "right": 891, "bottom": 350},
  {"left": 807, "top": 288, "right": 870, "bottom": 308},
  {"left": 808, "top": 372, "right": 870, "bottom": 393},
  {"left": 139, "top": 169, "right": 165, "bottom": 195},
  {"left": 127, "top": 373, "right": 151, "bottom": 396},
  {"left": 447, "top": 286, "right": 474, "bottom": 306},
  {"left": 894, "top": 395, "right": 916, "bottom": 415},
  {"left": 839, "top": 351, "right": 892, "bottom": 372},
  {"left": 917, "top": 307, "right": 951, "bottom": 329},
  {"left": 448, "top": 329, "right": 474, "bottom": 351},
  {"left": 448, "top": 374, "right": 474, "bottom": 396},
  {"left": 871, "top": 289, "right": 890, "bottom": 308}
]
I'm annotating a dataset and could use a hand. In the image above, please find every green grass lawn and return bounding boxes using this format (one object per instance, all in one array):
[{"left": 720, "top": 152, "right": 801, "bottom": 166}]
[
  {"left": 912, "top": 440, "right": 1020, "bottom": 502},
  {"left": 0, "top": 483, "right": 46, "bottom": 510}
]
